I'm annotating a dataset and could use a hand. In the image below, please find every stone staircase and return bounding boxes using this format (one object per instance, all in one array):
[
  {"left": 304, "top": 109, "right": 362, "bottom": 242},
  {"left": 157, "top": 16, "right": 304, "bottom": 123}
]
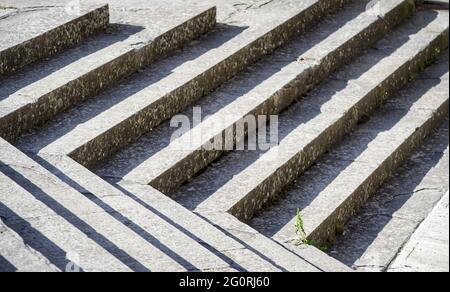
[{"left": 0, "top": 0, "right": 448, "bottom": 272}]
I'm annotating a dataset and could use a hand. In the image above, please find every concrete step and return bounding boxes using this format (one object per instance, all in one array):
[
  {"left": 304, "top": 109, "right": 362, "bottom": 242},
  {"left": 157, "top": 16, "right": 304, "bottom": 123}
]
[
  {"left": 100, "top": 0, "right": 416, "bottom": 194},
  {"left": 0, "top": 6, "right": 216, "bottom": 141},
  {"left": 250, "top": 52, "right": 449, "bottom": 248},
  {"left": 150, "top": 9, "right": 448, "bottom": 218},
  {"left": 0, "top": 217, "right": 57, "bottom": 272},
  {"left": 327, "top": 120, "right": 448, "bottom": 271},
  {"left": 0, "top": 138, "right": 241, "bottom": 271},
  {"left": 388, "top": 191, "right": 449, "bottom": 272},
  {"left": 0, "top": 136, "right": 349, "bottom": 272},
  {"left": 0, "top": 4, "right": 109, "bottom": 76},
  {"left": 29, "top": 0, "right": 382, "bottom": 168}
]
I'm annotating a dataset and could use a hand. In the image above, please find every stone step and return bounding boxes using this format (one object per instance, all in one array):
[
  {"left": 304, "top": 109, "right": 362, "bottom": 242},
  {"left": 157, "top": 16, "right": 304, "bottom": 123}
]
[
  {"left": 186, "top": 10, "right": 449, "bottom": 223},
  {"left": 250, "top": 53, "right": 449, "bottom": 248},
  {"left": 33, "top": 0, "right": 378, "bottom": 167},
  {"left": 0, "top": 160, "right": 132, "bottom": 272},
  {"left": 4, "top": 133, "right": 351, "bottom": 272},
  {"left": 0, "top": 136, "right": 348, "bottom": 272},
  {"left": 0, "top": 6, "right": 217, "bottom": 141},
  {"left": 0, "top": 4, "right": 109, "bottom": 76},
  {"left": 388, "top": 191, "right": 449, "bottom": 272},
  {"left": 327, "top": 119, "right": 448, "bottom": 271},
  {"left": 0, "top": 137, "right": 249, "bottom": 271},
  {"left": 112, "top": 0, "right": 416, "bottom": 194},
  {"left": 0, "top": 216, "right": 57, "bottom": 272}
]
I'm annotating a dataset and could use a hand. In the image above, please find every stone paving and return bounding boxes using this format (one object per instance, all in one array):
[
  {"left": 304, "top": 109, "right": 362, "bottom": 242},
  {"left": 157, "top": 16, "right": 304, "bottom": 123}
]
[{"left": 0, "top": 0, "right": 449, "bottom": 272}]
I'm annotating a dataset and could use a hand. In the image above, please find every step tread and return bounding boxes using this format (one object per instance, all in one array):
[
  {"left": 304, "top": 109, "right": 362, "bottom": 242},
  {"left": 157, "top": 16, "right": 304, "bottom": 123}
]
[
  {"left": 0, "top": 4, "right": 109, "bottom": 75},
  {"left": 1, "top": 136, "right": 335, "bottom": 271},
  {"left": 192, "top": 10, "right": 448, "bottom": 216},
  {"left": 92, "top": 0, "right": 375, "bottom": 183},
  {"left": 326, "top": 120, "right": 448, "bottom": 272},
  {"left": 0, "top": 24, "right": 143, "bottom": 103},
  {"left": 32, "top": 0, "right": 370, "bottom": 160},
  {"left": 0, "top": 161, "right": 131, "bottom": 272},
  {"left": 117, "top": 0, "right": 413, "bottom": 188},
  {"left": 0, "top": 138, "right": 239, "bottom": 272},
  {"left": 0, "top": 5, "right": 216, "bottom": 141},
  {"left": 388, "top": 191, "right": 449, "bottom": 272},
  {"left": 0, "top": 5, "right": 215, "bottom": 112},
  {"left": 0, "top": 216, "right": 57, "bottom": 272},
  {"left": 249, "top": 53, "right": 449, "bottom": 244},
  {"left": 0, "top": 4, "right": 105, "bottom": 50}
]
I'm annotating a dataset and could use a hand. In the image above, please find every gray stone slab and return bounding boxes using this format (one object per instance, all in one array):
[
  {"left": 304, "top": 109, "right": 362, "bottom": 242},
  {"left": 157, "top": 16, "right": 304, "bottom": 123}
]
[
  {"left": 0, "top": 3, "right": 216, "bottom": 141},
  {"left": 0, "top": 4, "right": 109, "bottom": 76},
  {"left": 249, "top": 55, "right": 448, "bottom": 252},
  {"left": 0, "top": 218, "right": 57, "bottom": 272},
  {"left": 388, "top": 191, "right": 449, "bottom": 272},
  {"left": 326, "top": 122, "right": 448, "bottom": 271},
  {"left": 116, "top": 0, "right": 416, "bottom": 194},
  {"left": 32, "top": 0, "right": 365, "bottom": 168},
  {"left": 190, "top": 11, "right": 448, "bottom": 224}
]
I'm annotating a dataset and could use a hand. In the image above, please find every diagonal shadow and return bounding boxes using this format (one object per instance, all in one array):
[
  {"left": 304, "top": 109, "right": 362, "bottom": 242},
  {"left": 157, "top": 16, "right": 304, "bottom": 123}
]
[
  {"left": 195, "top": 212, "right": 332, "bottom": 272},
  {"left": 0, "top": 161, "right": 149, "bottom": 272},
  {"left": 167, "top": 9, "right": 439, "bottom": 211},
  {"left": 16, "top": 23, "right": 248, "bottom": 154},
  {"left": 34, "top": 154, "right": 248, "bottom": 271},
  {"left": 32, "top": 156, "right": 219, "bottom": 272},
  {"left": 328, "top": 120, "right": 449, "bottom": 267},
  {"left": 0, "top": 254, "right": 17, "bottom": 272},
  {"left": 0, "top": 202, "right": 76, "bottom": 272},
  {"left": 0, "top": 23, "right": 145, "bottom": 101},
  {"left": 250, "top": 56, "right": 448, "bottom": 238},
  {"left": 114, "top": 183, "right": 248, "bottom": 272},
  {"left": 92, "top": 1, "right": 374, "bottom": 183}
]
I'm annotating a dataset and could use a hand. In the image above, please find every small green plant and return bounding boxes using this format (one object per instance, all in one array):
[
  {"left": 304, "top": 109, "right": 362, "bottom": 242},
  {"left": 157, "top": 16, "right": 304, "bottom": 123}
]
[
  {"left": 294, "top": 208, "right": 328, "bottom": 252},
  {"left": 294, "top": 208, "right": 308, "bottom": 245}
]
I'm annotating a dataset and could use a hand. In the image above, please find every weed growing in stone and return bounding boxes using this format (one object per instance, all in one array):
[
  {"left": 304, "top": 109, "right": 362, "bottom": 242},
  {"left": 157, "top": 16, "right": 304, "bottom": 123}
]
[
  {"left": 294, "top": 208, "right": 328, "bottom": 251},
  {"left": 294, "top": 208, "right": 308, "bottom": 245}
]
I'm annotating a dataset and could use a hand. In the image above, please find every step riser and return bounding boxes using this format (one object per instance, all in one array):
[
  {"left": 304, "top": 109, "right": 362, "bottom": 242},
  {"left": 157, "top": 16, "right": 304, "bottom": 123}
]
[
  {"left": 0, "top": 5, "right": 109, "bottom": 77},
  {"left": 149, "top": 1, "right": 417, "bottom": 194},
  {"left": 0, "top": 8, "right": 217, "bottom": 142},
  {"left": 68, "top": 0, "right": 356, "bottom": 168},
  {"left": 229, "top": 29, "right": 449, "bottom": 223},
  {"left": 309, "top": 99, "right": 449, "bottom": 247}
]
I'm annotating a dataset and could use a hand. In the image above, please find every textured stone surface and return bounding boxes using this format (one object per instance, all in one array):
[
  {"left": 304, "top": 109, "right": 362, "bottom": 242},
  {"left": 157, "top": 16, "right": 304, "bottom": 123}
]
[
  {"left": 0, "top": 4, "right": 109, "bottom": 76},
  {"left": 0, "top": 1, "right": 216, "bottom": 141},
  {"left": 184, "top": 10, "right": 448, "bottom": 223},
  {"left": 328, "top": 121, "right": 448, "bottom": 271},
  {"left": 250, "top": 52, "right": 448, "bottom": 249},
  {"left": 388, "top": 191, "right": 449, "bottom": 272},
  {"left": 1, "top": 0, "right": 449, "bottom": 272},
  {"left": 30, "top": 0, "right": 363, "bottom": 168},
  {"left": 117, "top": 0, "right": 416, "bottom": 194}
]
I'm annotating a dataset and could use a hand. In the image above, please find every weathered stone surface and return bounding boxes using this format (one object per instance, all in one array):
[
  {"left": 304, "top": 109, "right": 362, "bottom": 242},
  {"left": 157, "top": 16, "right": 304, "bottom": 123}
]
[
  {"left": 0, "top": 218, "right": 57, "bottom": 272},
  {"left": 31, "top": 0, "right": 367, "bottom": 169},
  {"left": 388, "top": 191, "right": 449, "bottom": 272},
  {"left": 328, "top": 119, "right": 448, "bottom": 271},
  {"left": 102, "top": 0, "right": 416, "bottom": 194},
  {"left": 0, "top": 3, "right": 216, "bottom": 141},
  {"left": 1, "top": 0, "right": 449, "bottom": 272},
  {"left": 0, "top": 4, "right": 109, "bottom": 76},
  {"left": 250, "top": 52, "right": 448, "bottom": 249},
  {"left": 189, "top": 10, "right": 448, "bottom": 223}
]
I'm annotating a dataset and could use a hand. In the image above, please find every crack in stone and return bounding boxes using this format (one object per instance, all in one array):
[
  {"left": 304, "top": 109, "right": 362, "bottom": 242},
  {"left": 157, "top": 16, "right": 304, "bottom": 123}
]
[
  {"left": 223, "top": 0, "right": 275, "bottom": 22},
  {"left": 0, "top": 5, "right": 64, "bottom": 20}
]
